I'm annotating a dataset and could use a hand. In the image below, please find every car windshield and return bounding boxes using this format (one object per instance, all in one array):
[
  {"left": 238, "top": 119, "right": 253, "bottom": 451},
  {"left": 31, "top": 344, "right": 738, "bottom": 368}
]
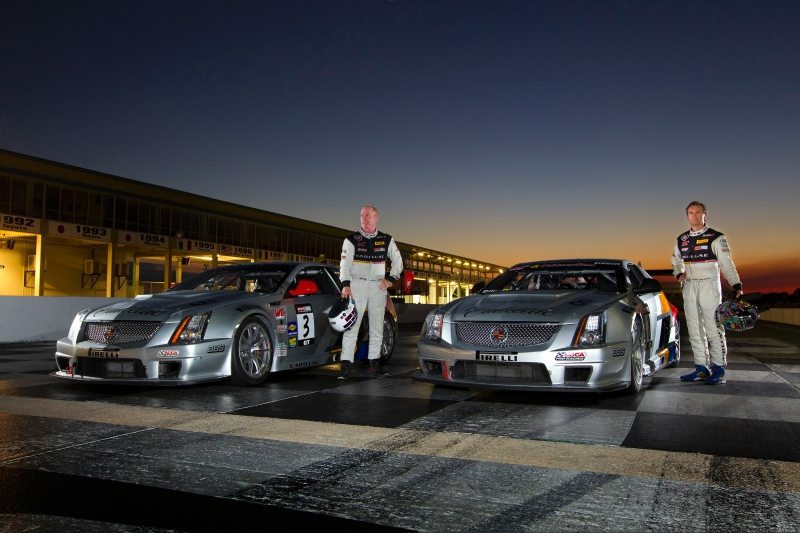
[
  {"left": 169, "top": 266, "right": 292, "bottom": 293},
  {"left": 483, "top": 265, "right": 623, "bottom": 293}
]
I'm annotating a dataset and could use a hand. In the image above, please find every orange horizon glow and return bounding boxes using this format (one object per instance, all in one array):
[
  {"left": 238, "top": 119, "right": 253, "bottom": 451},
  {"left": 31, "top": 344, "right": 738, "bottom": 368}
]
[{"left": 736, "top": 261, "right": 800, "bottom": 295}]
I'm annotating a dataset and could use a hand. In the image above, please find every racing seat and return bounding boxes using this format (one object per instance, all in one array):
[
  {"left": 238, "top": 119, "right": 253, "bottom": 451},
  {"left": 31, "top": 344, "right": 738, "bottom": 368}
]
[
  {"left": 287, "top": 278, "right": 320, "bottom": 297},
  {"left": 254, "top": 278, "right": 275, "bottom": 293}
]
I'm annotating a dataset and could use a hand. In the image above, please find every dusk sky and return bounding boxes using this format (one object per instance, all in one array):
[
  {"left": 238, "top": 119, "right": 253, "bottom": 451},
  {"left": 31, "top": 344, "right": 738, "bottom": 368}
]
[{"left": 2, "top": 1, "right": 798, "bottom": 293}]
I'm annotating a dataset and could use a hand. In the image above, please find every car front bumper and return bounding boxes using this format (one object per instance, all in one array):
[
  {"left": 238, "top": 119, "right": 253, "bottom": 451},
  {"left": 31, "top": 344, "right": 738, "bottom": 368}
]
[
  {"left": 53, "top": 337, "right": 232, "bottom": 385},
  {"left": 416, "top": 339, "right": 633, "bottom": 392}
]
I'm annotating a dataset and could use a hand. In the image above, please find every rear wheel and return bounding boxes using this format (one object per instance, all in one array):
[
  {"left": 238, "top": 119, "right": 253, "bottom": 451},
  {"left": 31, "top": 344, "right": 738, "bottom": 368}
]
[
  {"left": 356, "top": 313, "right": 397, "bottom": 363},
  {"left": 379, "top": 314, "right": 397, "bottom": 363},
  {"left": 625, "top": 318, "right": 645, "bottom": 394},
  {"left": 666, "top": 324, "right": 681, "bottom": 368},
  {"left": 231, "top": 317, "right": 273, "bottom": 386}
]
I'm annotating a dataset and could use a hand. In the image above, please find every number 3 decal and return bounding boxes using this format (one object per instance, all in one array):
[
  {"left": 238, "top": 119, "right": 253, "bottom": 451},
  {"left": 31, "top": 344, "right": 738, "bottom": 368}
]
[{"left": 296, "top": 311, "right": 315, "bottom": 343}]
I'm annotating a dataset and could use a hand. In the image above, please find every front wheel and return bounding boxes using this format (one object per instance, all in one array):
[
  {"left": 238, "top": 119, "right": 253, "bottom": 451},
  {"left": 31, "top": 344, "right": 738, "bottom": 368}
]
[
  {"left": 231, "top": 316, "right": 273, "bottom": 386},
  {"left": 624, "top": 318, "right": 645, "bottom": 395}
]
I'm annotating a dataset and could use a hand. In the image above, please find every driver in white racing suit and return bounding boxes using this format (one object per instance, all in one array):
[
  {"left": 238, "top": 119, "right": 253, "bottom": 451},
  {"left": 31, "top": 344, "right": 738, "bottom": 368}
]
[
  {"left": 338, "top": 204, "right": 403, "bottom": 379},
  {"left": 672, "top": 201, "right": 742, "bottom": 385}
]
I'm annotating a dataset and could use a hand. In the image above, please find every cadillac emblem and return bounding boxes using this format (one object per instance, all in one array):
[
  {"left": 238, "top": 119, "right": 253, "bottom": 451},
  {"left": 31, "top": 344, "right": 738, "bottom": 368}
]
[
  {"left": 104, "top": 326, "right": 117, "bottom": 343},
  {"left": 490, "top": 326, "right": 508, "bottom": 344}
]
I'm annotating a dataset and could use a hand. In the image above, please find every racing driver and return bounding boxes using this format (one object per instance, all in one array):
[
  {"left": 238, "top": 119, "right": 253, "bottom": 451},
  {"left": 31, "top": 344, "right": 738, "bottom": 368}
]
[
  {"left": 338, "top": 204, "right": 403, "bottom": 379},
  {"left": 672, "top": 200, "right": 743, "bottom": 385}
]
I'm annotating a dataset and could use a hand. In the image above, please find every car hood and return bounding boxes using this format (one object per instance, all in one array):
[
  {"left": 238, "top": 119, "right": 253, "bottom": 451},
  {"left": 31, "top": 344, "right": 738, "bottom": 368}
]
[
  {"left": 444, "top": 291, "right": 622, "bottom": 324},
  {"left": 83, "top": 291, "right": 257, "bottom": 322}
]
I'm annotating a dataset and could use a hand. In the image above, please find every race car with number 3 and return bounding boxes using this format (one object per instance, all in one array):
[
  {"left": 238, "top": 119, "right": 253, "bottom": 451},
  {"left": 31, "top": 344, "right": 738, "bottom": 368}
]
[
  {"left": 415, "top": 259, "right": 680, "bottom": 394},
  {"left": 54, "top": 262, "right": 397, "bottom": 386}
]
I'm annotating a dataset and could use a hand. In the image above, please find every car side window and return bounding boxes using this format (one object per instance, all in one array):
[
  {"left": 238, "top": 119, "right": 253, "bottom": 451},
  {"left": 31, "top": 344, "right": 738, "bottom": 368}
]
[
  {"left": 627, "top": 264, "right": 646, "bottom": 290},
  {"left": 252, "top": 277, "right": 278, "bottom": 293},
  {"left": 286, "top": 268, "right": 340, "bottom": 297}
]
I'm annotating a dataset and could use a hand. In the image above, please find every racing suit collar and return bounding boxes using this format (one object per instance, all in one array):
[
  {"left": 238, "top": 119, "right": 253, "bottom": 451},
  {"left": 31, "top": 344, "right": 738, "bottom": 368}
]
[
  {"left": 689, "top": 225, "right": 709, "bottom": 237},
  {"left": 359, "top": 228, "right": 378, "bottom": 238}
]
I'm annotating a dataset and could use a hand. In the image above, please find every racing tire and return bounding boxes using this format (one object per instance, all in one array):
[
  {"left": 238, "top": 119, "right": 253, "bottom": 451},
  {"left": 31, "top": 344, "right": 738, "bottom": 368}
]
[
  {"left": 231, "top": 316, "right": 273, "bottom": 386},
  {"left": 355, "top": 313, "right": 397, "bottom": 363},
  {"left": 379, "top": 314, "right": 397, "bottom": 363},
  {"left": 666, "top": 325, "right": 681, "bottom": 368},
  {"left": 624, "top": 317, "right": 646, "bottom": 395}
]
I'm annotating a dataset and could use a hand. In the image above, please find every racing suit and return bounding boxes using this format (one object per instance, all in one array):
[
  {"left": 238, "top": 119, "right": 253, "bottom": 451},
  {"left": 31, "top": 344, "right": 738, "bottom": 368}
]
[
  {"left": 339, "top": 229, "right": 403, "bottom": 362},
  {"left": 672, "top": 226, "right": 741, "bottom": 368}
]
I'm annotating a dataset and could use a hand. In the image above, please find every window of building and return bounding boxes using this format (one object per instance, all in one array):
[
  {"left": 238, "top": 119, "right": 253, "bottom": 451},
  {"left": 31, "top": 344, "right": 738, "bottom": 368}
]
[
  {"left": 87, "top": 191, "right": 103, "bottom": 226},
  {"left": 45, "top": 184, "right": 59, "bottom": 220},
  {"left": 31, "top": 182, "right": 45, "bottom": 218},
  {"left": 0, "top": 176, "right": 10, "bottom": 213},
  {"left": 60, "top": 188, "right": 76, "bottom": 222},
  {"left": 158, "top": 206, "right": 170, "bottom": 235},
  {"left": 102, "top": 194, "right": 114, "bottom": 228},
  {"left": 10, "top": 177, "right": 28, "bottom": 216},
  {"left": 74, "top": 189, "right": 88, "bottom": 224}
]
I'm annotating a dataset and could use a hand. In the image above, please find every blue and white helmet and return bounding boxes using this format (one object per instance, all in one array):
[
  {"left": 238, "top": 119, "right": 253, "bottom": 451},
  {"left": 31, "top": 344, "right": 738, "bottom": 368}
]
[
  {"left": 716, "top": 299, "right": 759, "bottom": 331},
  {"left": 328, "top": 297, "right": 358, "bottom": 332}
]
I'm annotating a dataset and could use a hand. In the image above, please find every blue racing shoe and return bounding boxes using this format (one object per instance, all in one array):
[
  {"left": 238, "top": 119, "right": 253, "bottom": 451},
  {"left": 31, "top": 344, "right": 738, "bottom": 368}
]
[
  {"left": 704, "top": 365, "right": 726, "bottom": 385},
  {"left": 680, "top": 365, "right": 710, "bottom": 382}
]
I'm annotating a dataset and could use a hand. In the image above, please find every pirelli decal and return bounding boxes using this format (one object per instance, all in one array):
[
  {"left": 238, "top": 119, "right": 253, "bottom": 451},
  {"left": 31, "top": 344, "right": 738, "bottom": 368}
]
[{"left": 477, "top": 352, "right": 518, "bottom": 362}]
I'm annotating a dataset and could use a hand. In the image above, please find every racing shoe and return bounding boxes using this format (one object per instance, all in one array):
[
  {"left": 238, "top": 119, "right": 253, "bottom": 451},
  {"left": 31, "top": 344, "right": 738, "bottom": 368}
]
[
  {"left": 367, "top": 360, "right": 388, "bottom": 377},
  {"left": 704, "top": 365, "right": 726, "bottom": 385},
  {"left": 680, "top": 365, "right": 710, "bottom": 382},
  {"left": 337, "top": 360, "right": 351, "bottom": 380}
]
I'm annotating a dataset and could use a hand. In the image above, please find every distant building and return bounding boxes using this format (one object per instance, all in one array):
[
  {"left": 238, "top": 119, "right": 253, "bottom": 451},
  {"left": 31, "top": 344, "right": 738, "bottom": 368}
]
[{"left": 0, "top": 148, "right": 504, "bottom": 304}]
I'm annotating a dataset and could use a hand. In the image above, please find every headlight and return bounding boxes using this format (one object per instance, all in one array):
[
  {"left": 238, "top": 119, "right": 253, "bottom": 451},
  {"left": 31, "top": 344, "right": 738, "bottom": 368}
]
[
  {"left": 169, "top": 312, "right": 211, "bottom": 344},
  {"left": 67, "top": 308, "right": 92, "bottom": 341},
  {"left": 422, "top": 311, "right": 445, "bottom": 342},
  {"left": 573, "top": 312, "right": 606, "bottom": 347}
]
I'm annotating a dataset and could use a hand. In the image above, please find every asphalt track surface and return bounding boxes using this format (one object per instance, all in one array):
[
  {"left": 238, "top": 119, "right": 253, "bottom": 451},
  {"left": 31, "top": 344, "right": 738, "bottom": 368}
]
[{"left": 1, "top": 320, "right": 799, "bottom": 532}]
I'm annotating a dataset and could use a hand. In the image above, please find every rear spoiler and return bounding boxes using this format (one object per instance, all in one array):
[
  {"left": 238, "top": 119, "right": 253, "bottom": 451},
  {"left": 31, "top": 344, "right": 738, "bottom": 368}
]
[{"left": 646, "top": 269, "right": 674, "bottom": 277}]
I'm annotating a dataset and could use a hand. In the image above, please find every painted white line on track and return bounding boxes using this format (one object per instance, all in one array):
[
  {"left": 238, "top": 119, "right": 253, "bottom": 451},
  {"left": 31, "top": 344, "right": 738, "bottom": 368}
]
[{"left": 1, "top": 395, "right": 799, "bottom": 494}]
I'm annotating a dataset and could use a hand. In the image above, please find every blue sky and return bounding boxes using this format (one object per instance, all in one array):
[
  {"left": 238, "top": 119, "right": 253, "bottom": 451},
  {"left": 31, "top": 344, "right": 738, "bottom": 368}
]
[{"left": 2, "top": 0, "right": 798, "bottom": 292}]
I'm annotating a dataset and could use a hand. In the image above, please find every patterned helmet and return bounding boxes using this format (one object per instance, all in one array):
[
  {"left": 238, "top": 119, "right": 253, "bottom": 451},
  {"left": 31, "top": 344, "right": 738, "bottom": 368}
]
[
  {"left": 716, "top": 299, "right": 760, "bottom": 331},
  {"left": 328, "top": 297, "right": 358, "bottom": 332}
]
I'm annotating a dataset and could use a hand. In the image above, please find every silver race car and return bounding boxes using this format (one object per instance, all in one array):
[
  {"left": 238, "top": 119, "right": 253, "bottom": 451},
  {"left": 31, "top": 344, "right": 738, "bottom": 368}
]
[
  {"left": 54, "top": 262, "right": 397, "bottom": 386},
  {"left": 415, "top": 259, "right": 680, "bottom": 394}
]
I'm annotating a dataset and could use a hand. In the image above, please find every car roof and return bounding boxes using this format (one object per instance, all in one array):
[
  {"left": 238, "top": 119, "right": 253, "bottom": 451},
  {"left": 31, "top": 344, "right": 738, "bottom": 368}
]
[
  {"left": 200, "top": 261, "right": 331, "bottom": 273},
  {"left": 509, "top": 259, "right": 631, "bottom": 270}
]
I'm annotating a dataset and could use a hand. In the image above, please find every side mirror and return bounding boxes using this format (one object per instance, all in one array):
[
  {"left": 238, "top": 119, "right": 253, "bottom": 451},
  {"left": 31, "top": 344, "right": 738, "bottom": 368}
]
[
  {"left": 471, "top": 281, "right": 486, "bottom": 294},
  {"left": 634, "top": 278, "right": 663, "bottom": 294}
]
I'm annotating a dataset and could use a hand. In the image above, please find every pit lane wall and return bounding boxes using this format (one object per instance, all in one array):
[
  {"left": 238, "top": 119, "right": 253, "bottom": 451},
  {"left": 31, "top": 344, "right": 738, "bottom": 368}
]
[
  {"left": 760, "top": 308, "right": 800, "bottom": 327},
  {"left": 0, "top": 297, "right": 436, "bottom": 343}
]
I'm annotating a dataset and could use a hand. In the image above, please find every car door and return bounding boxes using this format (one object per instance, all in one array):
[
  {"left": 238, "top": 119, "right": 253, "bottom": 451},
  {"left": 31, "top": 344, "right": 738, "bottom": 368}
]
[{"left": 282, "top": 266, "right": 341, "bottom": 368}]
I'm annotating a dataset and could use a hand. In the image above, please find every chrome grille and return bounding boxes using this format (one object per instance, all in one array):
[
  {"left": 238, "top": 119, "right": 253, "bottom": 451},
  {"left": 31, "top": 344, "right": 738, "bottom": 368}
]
[
  {"left": 83, "top": 321, "right": 162, "bottom": 345},
  {"left": 456, "top": 322, "right": 560, "bottom": 347}
]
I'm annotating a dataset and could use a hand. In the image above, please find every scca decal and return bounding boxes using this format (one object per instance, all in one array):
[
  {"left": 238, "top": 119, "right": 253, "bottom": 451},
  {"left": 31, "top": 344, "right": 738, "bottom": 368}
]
[{"left": 555, "top": 352, "right": 586, "bottom": 361}]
